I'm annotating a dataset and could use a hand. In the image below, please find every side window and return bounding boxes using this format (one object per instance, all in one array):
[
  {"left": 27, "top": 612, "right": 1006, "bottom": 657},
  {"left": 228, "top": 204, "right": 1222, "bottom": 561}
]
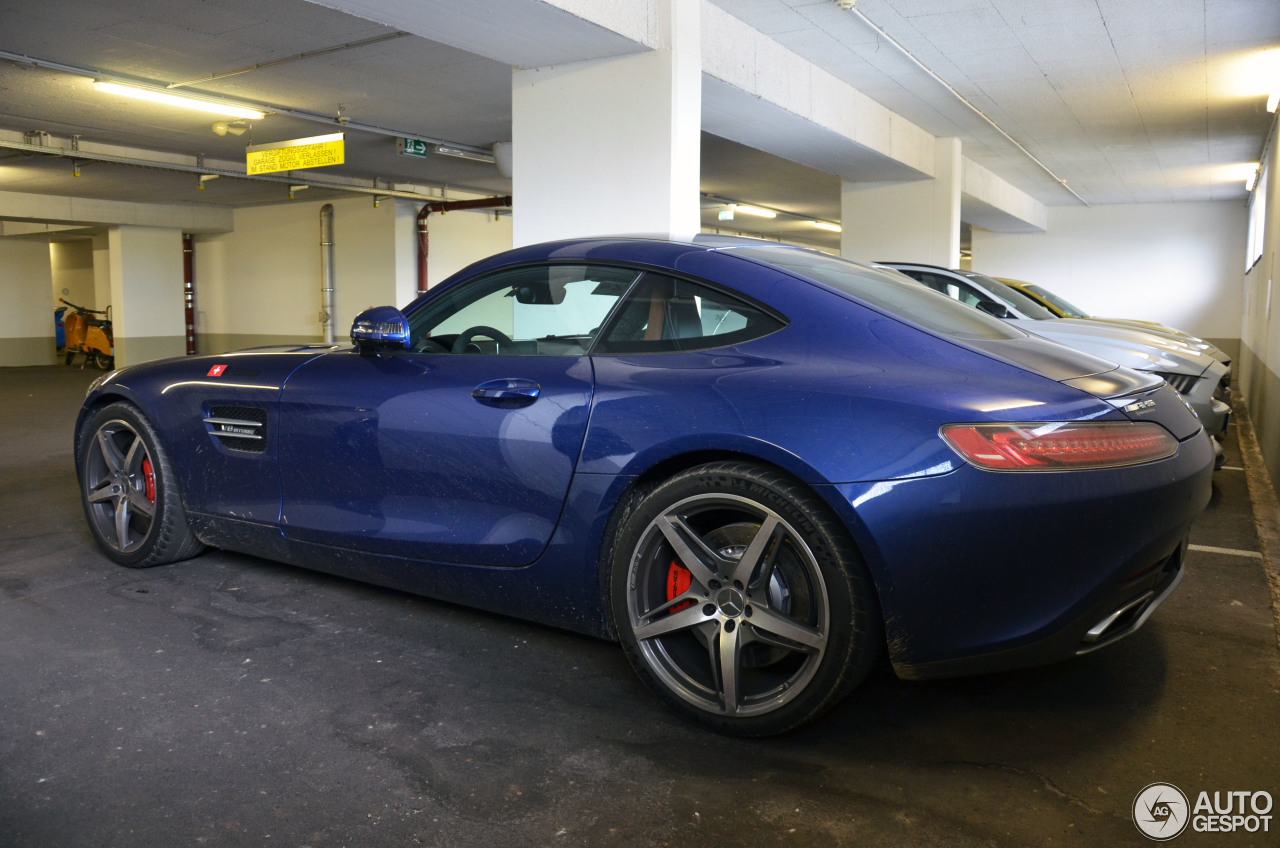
[
  {"left": 594, "top": 273, "right": 785, "bottom": 354},
  {"left": 406, "top": 264, "right": 639, "bottom": 355}
]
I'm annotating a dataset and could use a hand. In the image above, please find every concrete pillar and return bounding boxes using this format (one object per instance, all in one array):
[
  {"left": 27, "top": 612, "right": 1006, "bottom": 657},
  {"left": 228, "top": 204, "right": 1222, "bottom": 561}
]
[
  {"left": 841, "top": 137, "right": 962, "bottom": 268},
  {"left": 92, "top": 235, "right": 111, "bottom": 311},
  {"left": 511, "top": 0, "right": 700, "bottom": 246},
  {"left": 0, "top": 238, "right": 55, "bottom": 366},
  {"left": 107, "top": 227, "right": 186, "bottom": 367}
]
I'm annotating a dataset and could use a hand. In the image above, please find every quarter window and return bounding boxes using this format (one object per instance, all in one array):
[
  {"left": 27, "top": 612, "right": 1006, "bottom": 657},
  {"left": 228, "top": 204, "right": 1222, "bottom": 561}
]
[{"left": 594, "top": 273, "right": 785, "bottom": 354}]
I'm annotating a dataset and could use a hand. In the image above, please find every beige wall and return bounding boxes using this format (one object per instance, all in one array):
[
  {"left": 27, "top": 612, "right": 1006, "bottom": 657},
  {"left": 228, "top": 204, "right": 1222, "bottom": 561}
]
[
  {"left": 194, "top": 196, "right": 511, "bottom": 353},
  {"left": 50, "top": 240, "right": 96, "bottom": 311},
  {"left": 0, "top": 238, "right": 56, "bottom": 366}
]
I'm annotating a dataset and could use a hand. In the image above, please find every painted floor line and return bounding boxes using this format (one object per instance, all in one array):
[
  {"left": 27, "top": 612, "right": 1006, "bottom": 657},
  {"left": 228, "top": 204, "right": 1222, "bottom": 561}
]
[{"left": 1189, "top": 543, "right": 1263, "bottom": 559}]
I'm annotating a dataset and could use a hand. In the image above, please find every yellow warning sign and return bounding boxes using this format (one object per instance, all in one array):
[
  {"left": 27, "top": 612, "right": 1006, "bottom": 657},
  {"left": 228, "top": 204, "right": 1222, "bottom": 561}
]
[{"left": 246, "top": 133, "right": 345, "bottom": 175}]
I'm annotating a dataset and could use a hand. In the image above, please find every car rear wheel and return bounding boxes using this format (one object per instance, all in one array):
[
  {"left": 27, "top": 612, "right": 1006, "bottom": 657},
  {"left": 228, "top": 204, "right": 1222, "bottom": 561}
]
[
  {"left": 609, "top": 462, "right": 880, "bottom": 736},
  {"left": 78, "top": 402, "right": 204, "bottom": 568}
]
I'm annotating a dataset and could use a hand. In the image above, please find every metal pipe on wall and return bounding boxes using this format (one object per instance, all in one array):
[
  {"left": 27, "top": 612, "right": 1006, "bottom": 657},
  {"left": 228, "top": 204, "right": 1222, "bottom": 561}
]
[
  {"left": 416, "top": 195, "right": 512, "bottom": 296},
  {"left": 182, "top": 234, "right": 196, "bottom": 355},
  {"left": 320, "top": 204, "right": 336, "bottom": 344}
]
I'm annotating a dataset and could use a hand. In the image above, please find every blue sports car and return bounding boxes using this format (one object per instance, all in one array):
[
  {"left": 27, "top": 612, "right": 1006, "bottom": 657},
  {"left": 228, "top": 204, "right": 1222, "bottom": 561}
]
[{"left": 76, "top": 236, "right": 1213, "bottom": 735}]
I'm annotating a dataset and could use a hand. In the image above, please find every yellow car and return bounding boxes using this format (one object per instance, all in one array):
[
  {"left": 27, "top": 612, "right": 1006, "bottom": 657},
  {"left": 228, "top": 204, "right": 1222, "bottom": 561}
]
[{"left": 996, "top": 277, "right": 1230, "bottom": 367}]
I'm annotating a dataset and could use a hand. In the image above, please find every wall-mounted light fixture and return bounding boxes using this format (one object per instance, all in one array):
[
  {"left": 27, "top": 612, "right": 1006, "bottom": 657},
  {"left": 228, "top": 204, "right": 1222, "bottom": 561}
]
[
  {"left": 212, "top": 120, "right": 251, "bottom": 136},
  {"left": 94, "top": 80, "right": 265, "bottom": 120},
  {"left": 432, "top": 144, "right": 496, "bottom": 164}
]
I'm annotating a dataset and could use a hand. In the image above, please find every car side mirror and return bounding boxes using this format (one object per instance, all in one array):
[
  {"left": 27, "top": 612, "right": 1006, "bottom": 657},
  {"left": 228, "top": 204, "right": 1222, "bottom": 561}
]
[
  {"left": 351, "top": 306, "right": 410, "bottom": 354},
  {"left": 976, "top": 301, "right": 1013, "bottom": 319}
]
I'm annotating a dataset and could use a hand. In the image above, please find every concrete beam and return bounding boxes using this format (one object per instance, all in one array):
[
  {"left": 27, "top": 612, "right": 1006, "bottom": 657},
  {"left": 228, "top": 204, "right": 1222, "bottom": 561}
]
[
  {"left": 305, "top": 0, "right": 655, "bottom": 67},
  {"left": 962, "top": 159, "right": 1047, "bottom": 234},
  {"left": 700, "top": 3, "right": 934, "bottom": 184},
  {"left": 0, "top": 190, "right": 233, "bottom": 234}
]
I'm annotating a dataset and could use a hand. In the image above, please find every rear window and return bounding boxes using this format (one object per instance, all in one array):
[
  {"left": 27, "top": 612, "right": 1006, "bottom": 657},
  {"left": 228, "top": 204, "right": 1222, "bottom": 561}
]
[{"left": 725, "top": 246, "right": 1023, "bottom": 341}]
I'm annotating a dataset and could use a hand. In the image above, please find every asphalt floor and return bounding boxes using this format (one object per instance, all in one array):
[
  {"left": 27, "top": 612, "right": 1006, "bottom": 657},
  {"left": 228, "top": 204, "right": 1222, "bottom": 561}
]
[{"left": 2, "top": 364, "right": 1279, "bottom": 848}]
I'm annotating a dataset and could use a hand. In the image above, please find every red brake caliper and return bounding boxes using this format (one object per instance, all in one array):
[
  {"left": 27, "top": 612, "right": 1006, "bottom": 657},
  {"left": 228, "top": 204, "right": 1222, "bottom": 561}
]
[
  {"left": 142, "top": 457, "right": 156, "bottom": 503},
  {"left": 666, "top": 561, "right": 694, "bottom": 613}
]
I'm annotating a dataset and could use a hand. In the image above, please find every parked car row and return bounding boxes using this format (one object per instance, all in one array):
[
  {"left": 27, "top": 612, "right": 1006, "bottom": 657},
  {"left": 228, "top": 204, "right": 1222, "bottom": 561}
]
[
  {"left": 882, "top": 263, "right": 1231, "bottom": 468},
  {"left": 75, "top": 235, "right": 1214, "bottom": 735}
]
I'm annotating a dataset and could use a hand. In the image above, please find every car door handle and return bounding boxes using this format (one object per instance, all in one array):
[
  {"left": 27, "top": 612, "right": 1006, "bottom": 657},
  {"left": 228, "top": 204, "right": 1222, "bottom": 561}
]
[{"left": 471, "top": 378, "right": 540, "bottom": 408}]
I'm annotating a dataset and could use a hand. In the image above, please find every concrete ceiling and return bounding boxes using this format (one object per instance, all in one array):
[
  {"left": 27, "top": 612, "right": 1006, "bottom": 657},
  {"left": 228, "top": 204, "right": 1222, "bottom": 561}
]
[{"left": 0, "top": 0, "right": 1275, "bottom": 251}]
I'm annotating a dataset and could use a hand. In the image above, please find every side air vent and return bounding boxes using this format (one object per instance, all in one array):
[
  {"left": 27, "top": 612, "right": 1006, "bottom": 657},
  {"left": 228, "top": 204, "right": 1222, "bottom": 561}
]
[
  {"left": 1153, "top": 372, "right": 1197, "bottom": 395},
  {"left": 205, "top": 406, "right": 268, "bottom": 453}
]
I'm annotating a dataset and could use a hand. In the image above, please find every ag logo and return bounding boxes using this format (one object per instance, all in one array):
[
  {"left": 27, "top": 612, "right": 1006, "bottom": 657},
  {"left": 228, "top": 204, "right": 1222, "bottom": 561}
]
[{"left": 1134, "top": 783, "right": 1190, "bottom": 840}]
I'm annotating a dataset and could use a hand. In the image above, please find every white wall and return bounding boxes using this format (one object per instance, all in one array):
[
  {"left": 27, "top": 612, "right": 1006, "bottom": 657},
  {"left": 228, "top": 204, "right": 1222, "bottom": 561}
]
[
  {"left": 0, "top": 238, "right": 56, "bottom": 365},
  {"left": 1240, "top": 111, "right": 1280, "bottom": 487},
  {"left": 971, "top": 201, "right": 1246, "bottom": 343}
]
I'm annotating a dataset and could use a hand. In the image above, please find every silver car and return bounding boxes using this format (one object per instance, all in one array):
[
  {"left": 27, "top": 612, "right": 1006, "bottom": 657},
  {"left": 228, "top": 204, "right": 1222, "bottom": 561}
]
[{"left": 884, "top": 264, "right": 1230, "bottom": 463}]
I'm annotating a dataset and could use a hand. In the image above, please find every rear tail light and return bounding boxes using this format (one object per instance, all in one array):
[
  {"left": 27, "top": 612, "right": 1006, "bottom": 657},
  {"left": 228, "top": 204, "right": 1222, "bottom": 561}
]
[{"left": 941, "top": 421, "right": 1178, "bottom": 471}]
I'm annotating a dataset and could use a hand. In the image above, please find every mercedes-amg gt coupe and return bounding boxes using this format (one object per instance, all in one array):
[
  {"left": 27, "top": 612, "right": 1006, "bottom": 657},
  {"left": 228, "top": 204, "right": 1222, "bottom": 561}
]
[{"left": 75, "top": 235, "right": 1212, "bottom": 735}]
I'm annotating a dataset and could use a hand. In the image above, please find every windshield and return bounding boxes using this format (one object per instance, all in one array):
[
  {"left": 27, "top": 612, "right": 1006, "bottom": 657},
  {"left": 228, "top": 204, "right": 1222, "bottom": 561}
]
[
  {"left": 964, "top": 273, "right": 1058, "bottom": 320},
  {"left": 726, "top": 245, "right": 1023, "bottom": 341},
  {"left": 1024, "top": 283, "right": 1091, "bottom": 318}
]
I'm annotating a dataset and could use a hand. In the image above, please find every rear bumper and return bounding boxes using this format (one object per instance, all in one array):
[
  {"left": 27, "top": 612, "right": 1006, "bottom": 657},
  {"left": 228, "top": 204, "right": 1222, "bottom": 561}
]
[
  {"left": 823, "top": 429, "right": 1213, "bottom": 679},
  {"left": 894, "top": 538, "right": 1186, "bottom": 680}
]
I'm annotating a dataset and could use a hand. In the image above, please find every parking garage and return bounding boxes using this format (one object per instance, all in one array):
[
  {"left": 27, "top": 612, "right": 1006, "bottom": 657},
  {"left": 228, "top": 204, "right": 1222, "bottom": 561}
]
[{"left": 2, "top": 1, "right": 1280, "bottom": 846}]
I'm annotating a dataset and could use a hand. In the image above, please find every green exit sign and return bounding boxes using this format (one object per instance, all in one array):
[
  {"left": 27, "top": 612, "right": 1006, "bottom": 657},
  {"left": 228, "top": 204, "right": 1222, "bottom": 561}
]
[{"left": 397, "top": 138, "right": 431, "bottom": 157}]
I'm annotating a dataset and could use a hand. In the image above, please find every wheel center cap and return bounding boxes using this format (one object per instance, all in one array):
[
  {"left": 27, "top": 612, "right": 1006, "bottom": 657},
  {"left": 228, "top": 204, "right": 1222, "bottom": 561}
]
[{"left": 716, "top": 586, "right": 746, "bottom": 618}]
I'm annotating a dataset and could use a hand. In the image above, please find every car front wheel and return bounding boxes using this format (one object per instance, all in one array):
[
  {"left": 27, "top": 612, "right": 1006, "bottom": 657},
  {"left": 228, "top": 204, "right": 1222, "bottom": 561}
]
[
  {"left": 609, "top": 462, "right": 880, "bottom": 736},
  {"left": 78, "top": 402, "right": 204, "bottom": 568}
]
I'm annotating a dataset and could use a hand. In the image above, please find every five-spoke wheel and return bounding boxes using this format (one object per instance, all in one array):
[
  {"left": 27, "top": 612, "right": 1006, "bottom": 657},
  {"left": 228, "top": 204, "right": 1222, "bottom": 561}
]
[
  {"left": 78, "top": 402, "right": 203, "bottom": 568},
  {"left": 610, "top": 462, "right": 879, "bottom": 736}
]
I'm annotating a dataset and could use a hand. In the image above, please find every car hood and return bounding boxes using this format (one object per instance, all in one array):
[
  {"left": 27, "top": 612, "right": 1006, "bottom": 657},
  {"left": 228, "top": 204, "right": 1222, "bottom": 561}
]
[
  {"left": 1081, "top": 317, "right": 1230, "bottom": 364},
  {"left": 1006, "top": 319, "right": 1216, "bottom": 377}
]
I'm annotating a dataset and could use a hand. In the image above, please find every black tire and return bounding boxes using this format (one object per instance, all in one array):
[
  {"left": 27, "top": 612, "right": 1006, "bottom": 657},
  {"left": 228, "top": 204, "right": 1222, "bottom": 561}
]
[
  {"left": 91, "top": 352, "right": 114, "bottom": 371},
  {"left": 77, "top": 401, "right": 205, "bottom": 568},
  {"left": 608, "top": 461, "right": 881, "bottom": 736},
  {"left": 65, "top": 351, "right": 75, "bottom": 366}
]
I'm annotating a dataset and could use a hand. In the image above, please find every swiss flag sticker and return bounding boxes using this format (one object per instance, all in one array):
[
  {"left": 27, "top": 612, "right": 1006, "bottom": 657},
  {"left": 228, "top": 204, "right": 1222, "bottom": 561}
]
[{"left": 207, "top": 364, "right": 227, "bottom": 377}]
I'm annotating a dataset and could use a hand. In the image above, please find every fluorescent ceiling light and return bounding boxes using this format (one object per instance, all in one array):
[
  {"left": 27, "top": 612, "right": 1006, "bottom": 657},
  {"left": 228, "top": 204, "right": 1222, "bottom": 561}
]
[
  {"left": 811, "top": 221, "right": 842, "bottom": 232},
  {"left": 1269, "top": 90, "right": 1279, "bottom": 113},
  {"left": 94, "top": 80, "right": 265, "bottom": 120},
  {"left": 1246, "top": 170, "right": 1259, "bottom": 192},
  {"left": 733, "top": 204, "right": 776, "bottom": 219}
]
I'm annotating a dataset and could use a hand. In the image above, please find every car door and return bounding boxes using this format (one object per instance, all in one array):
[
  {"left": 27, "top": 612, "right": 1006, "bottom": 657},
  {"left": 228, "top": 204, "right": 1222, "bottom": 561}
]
[{"left": 276, "top": 263, "right": 638, "bottom": 567}]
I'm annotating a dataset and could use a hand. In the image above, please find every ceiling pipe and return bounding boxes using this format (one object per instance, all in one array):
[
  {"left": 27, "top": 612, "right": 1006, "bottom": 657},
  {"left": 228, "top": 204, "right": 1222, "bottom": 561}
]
[
  {"left": 417, "top": 196, "right": 511, "bottom": 296},
  {"left": 844, "top": 6, "right": 1090, "bottom": 207},
  {"left": 0, "top": 136, "right": 458, "bottom": 202},
  {"left": 320, "top": 204, "right": 336, "bottom": 344},
  {"left": 0, "top": 49, "right": 494, "bottom": 161}
]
